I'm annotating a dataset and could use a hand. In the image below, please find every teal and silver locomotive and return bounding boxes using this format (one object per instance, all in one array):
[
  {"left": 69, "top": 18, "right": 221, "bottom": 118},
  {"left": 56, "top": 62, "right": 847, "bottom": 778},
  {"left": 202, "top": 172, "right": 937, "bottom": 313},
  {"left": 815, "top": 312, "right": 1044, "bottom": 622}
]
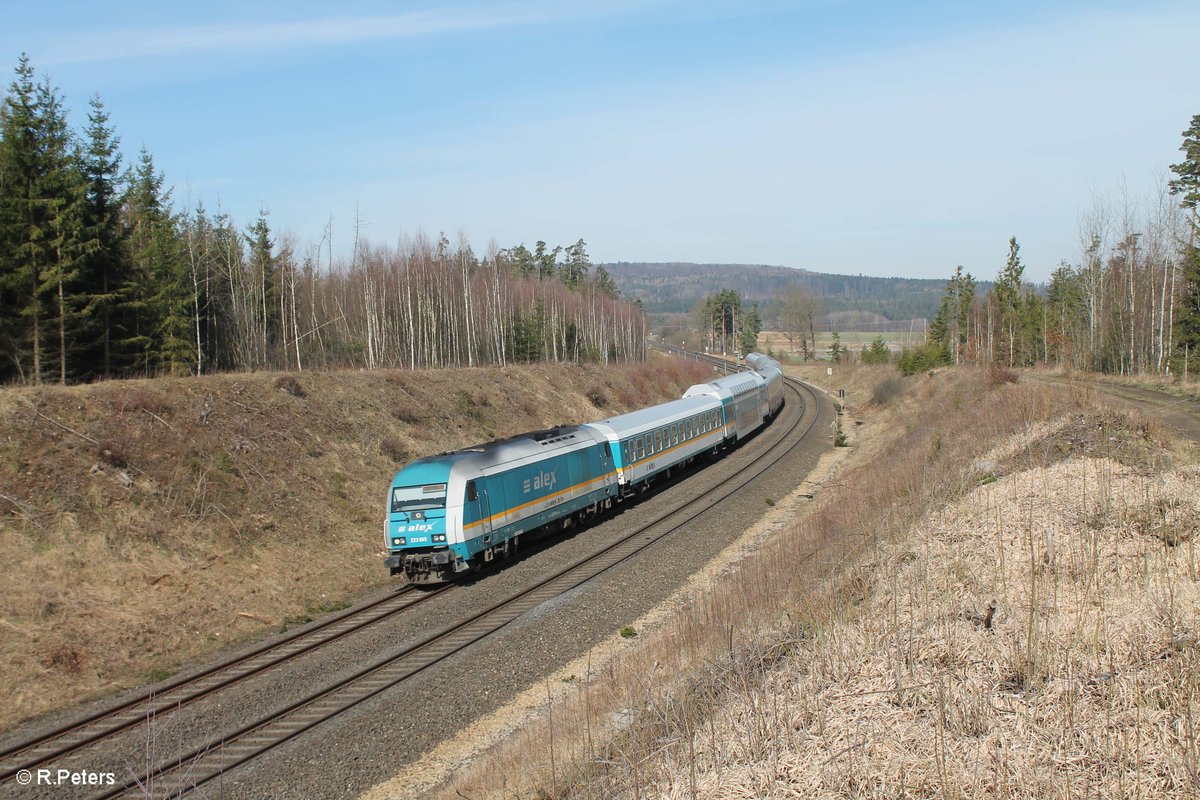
[{"left": 384, "top": 353, "right": 785, "bottom": 582}]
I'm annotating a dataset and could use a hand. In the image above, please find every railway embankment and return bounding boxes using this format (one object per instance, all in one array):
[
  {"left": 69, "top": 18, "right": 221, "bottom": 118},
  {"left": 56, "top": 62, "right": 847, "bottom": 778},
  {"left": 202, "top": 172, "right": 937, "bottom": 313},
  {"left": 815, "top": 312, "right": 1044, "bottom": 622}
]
[
  {"left": 0, "top": 358, "right": 712, "bottom": 730},
  {"left": 423, "top": 365, "right": 1199, "bottom": 800}
]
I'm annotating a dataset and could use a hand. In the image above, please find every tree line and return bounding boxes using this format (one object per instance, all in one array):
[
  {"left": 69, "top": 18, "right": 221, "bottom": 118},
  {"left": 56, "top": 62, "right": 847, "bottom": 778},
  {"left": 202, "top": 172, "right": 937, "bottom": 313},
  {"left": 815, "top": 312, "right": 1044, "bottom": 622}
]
[
  {"left": 837, "top": 114, "right": 1200, "bottom": 379},
  {"left": 917, "top": 109, "right": 1199, "bottom": 378},
  {"left": 0, "top": 55, "right": 646, "bottom": 385}
]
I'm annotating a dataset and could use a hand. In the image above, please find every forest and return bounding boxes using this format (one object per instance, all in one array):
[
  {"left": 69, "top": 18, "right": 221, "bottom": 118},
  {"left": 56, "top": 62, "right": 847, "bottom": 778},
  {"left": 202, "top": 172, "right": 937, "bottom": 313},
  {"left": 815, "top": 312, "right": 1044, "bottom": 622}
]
[
  {"left": 920, "top": 127, "right": 1200, "bottom": 378},
  {"left": 605, "top": 261, "right": 963, "bottom": 321},
  {"left": 0, "top": 56, "right": 645, "bottom": 386},
  {"left": 4, "top": 49, "right": 1197, "bottom": 385},
  {"left": 659, "top": 112, "right": 1200, "bottom": 380}
]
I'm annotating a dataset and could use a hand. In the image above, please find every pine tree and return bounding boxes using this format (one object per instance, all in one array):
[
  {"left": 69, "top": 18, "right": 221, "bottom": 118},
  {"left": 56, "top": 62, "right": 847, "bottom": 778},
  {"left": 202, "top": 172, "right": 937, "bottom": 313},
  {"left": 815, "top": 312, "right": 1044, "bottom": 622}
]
[
  {"left": 861, "top": 336, "right": 890, "bottom": 364},
  {"left": 1168, "top": 114, "right": 1200, "bottom": 210},
  {"left": 739, "top": 301, "right": 762, "bottom": 355},
  {"left": 79, "top": 94, "right": 125, "bottom": 378},
  {"left": 123, "top": 147, "right": 188, "bottom": 375},
  {"left": 559, "top": 239, "right": 590, "bottom": 288},
  {"left": 36, "top": 76, "right": 94, "bottom": 384},
  {"left": 1176, "top": 245, "right": 1200, "bottom": 375},
  {"left": 955, "top": 268, "right": 975, "bottom": 363},
  {"left": 828, "top": 331, "right": 843, "bottom": 362},
  {"left": 995, "top": 237, "right": 1026, "bottom": 366},
  {"left": 1046, "top": 263, "right": 1085, "bottom": 366},
  {"left": 502, "top": 243, "right": 535, "bottom": 277},
  {"left": 0, "top": 55, "right": 48, "bottom": 383},
  {"left": 245, "top": 210, "right": 279, "bottom": 365},
  {"left": 592, "top": 264, "right": 618, "bottom": 298},
  {"left": 929, "top": 289, "right": 952, "bottom": 347},
  {"left": 1169, "top": 113, "right": 1200, "bottom": 376},
  {"left": 534, "top": 240, "right": 559, "bottom": 281},
  {"left": 0, "top": 55, "right": 92, "bottom": 383}
]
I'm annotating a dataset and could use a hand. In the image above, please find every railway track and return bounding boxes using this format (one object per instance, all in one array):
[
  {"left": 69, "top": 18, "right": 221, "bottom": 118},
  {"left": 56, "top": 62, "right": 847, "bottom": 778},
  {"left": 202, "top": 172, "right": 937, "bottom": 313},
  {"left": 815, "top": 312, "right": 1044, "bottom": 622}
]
[
  {"left": 0, "top": 584, "right": 452, "bottom": 785},
  {"left": 5, "top": 354, "right": 823, "bottom": 798},
  {"left": 116, "top": 377, "right": 817, "bottom": 798}
]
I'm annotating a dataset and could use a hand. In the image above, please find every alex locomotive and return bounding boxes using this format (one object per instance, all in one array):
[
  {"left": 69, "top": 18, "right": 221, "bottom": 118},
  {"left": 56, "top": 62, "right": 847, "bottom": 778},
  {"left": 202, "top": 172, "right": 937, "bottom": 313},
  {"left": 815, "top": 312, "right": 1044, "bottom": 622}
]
[{"left": 383, "top": 353, "right": 785, "bottom": 582}]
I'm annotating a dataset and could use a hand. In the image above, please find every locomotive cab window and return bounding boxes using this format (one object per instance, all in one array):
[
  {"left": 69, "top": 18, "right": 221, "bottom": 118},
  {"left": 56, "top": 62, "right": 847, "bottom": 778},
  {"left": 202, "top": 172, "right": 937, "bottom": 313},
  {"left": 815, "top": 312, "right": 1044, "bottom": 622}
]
[
  {"left": 392, "top": 483, "right": 448, "bottom": 513},
  {"left": 466, "top": 481, "right": 478, "bottom": 502}
]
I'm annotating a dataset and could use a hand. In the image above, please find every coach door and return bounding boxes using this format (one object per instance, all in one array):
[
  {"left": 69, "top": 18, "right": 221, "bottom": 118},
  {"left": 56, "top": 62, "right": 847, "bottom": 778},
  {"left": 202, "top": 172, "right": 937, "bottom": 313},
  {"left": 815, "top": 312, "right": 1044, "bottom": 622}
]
[{"left": 466, "top": 480, "right": 492, "bottom": 538}]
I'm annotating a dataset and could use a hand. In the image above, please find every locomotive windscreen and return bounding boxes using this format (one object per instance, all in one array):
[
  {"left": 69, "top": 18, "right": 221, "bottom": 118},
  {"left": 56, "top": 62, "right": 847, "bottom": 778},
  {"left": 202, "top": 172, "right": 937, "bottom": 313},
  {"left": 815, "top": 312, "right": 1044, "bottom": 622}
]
[{"left": 391, "top": 483, "right": 447, "bottom": 513}]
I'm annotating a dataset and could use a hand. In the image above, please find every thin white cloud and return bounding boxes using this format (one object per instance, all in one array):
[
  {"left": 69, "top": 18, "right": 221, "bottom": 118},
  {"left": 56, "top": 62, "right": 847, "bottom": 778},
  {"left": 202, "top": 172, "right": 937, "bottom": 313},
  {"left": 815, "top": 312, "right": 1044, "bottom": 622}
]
[{"left": 43, "top": 1, "right": 652, "bottom": 64}]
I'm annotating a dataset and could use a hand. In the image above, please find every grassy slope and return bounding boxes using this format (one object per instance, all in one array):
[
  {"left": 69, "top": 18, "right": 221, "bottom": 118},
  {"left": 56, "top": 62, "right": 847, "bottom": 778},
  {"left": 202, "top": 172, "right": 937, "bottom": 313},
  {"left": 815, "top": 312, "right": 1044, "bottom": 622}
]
[
  {"left": 431, "top": 365, "right": 1199, "bottom": 800},
  {"left": 0, "top": 357, "right": 713, "bottom": 729}
]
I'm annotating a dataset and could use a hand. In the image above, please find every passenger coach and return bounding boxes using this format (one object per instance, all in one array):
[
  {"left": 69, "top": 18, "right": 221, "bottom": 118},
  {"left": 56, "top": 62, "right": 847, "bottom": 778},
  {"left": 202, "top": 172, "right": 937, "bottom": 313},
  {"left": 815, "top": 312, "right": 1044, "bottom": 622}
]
[
  {"left": 582, "top": 395, "right": 725, "bottom": 492},
  {"left": 383, "top": 351, "right": 786, "bottom": 582}
]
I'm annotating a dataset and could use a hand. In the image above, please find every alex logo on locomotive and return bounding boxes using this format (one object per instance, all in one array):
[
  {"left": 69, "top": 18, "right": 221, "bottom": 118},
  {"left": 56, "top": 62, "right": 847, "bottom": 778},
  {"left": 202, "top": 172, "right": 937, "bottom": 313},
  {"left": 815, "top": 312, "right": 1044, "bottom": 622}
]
[{"left": 522, "top": 468, "right": 557, "bottom": 495}]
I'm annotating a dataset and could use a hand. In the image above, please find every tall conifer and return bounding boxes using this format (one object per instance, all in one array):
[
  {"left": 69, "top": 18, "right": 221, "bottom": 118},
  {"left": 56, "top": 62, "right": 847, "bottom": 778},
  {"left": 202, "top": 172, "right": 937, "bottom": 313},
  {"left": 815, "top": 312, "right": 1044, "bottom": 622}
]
[{"left": 80, "top": 95, "right": 125, "bottom": 378}]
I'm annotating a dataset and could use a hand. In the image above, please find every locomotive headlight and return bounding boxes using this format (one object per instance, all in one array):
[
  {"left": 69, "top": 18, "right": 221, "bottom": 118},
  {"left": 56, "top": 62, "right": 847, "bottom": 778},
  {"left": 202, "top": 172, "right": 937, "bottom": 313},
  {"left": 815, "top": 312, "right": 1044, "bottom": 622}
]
[
  {"left": 432, "top": 534, "right": 446, "bottom": 543},
  {"left": 392, "top": 537, "right": 405, "bottom": 546}
]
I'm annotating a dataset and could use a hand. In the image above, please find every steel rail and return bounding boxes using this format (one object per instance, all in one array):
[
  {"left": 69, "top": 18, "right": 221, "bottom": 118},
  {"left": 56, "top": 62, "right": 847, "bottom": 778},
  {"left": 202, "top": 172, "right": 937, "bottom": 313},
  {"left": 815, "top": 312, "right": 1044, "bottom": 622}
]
[
  {"left": 94, "top": 376, "right": 822, "bottom": 799},
  {"left": 0, "top": 584, "right": 452, "bottom": 782}
]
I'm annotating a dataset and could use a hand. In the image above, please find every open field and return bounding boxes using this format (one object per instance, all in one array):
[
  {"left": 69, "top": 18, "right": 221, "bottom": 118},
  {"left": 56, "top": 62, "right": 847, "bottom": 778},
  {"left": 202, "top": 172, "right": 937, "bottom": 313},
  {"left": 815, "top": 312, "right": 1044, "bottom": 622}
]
[
  {"left": 756, "top": 330, "right": 928, "bottom": 360},
  {"left": 0, "top": 357, "right": 713, "bottom": 729},
  {"left": 419, "top": 365, "right": 1199, "bottom": 799}
]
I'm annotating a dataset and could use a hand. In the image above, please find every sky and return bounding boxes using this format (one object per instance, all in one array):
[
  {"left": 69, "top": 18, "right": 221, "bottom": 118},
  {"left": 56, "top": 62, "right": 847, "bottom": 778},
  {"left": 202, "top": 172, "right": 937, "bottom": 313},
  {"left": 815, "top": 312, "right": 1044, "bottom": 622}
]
[{"left": 3, "top": 0, "right": 1197, "bottom": 283}]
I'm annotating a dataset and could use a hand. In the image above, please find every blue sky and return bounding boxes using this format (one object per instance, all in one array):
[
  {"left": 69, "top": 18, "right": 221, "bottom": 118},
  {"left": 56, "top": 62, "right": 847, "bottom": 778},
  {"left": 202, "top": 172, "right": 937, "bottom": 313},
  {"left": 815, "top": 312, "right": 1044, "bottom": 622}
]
[{"left": 3, "top": 0, "right": 1196, "bottom": 282}]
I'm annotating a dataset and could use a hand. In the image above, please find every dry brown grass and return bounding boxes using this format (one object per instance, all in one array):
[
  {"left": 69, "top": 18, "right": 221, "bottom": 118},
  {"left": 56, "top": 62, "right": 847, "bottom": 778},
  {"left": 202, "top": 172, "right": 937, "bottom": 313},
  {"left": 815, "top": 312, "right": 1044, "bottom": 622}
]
[
  {"left": 417, "top": 368, "right": 1196, "bottom": 800},
  {"left": 0, "top": 355, "right": 711, "bottom": 730}
]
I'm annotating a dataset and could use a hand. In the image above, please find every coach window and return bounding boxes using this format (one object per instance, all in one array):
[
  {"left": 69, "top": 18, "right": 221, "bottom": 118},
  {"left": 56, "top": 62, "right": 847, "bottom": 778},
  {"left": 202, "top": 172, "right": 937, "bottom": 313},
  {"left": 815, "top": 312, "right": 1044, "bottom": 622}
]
[
  {"left": 655, "top": 430, "right": 662, "bottom": 452},
  {"left": 636, "top": 437, "right": 644, "bottom": 460}
]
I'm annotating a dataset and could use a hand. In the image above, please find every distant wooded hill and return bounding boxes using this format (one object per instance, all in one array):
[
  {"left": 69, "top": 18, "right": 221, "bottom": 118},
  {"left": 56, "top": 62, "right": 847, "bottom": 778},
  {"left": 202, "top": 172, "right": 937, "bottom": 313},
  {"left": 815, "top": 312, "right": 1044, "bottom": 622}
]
[{"left": 604, "top": 262, "right": 992, "bottom": 323}]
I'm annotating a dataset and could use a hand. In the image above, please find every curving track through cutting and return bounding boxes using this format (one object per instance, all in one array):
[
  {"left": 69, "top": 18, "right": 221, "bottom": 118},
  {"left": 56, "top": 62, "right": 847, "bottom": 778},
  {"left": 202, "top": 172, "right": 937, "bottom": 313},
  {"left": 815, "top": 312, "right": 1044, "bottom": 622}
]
[{"left": 3, "top": 356, "right": 822, "bottom": 799}]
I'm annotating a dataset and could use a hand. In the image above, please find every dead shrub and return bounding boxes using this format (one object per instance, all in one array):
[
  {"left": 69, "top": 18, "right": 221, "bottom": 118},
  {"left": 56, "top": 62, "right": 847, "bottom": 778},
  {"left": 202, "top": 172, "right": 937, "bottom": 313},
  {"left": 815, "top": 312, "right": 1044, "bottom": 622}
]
[
  {"left": 40, "top": 643, "right": 85, "bottom": 675},
  {"left": 379, "top": 435, "right": 409, "bottom": 462},
  {"left": 871, "top": 375, "right": 905, "bottom": 406},
  {"left": 114, "top": 386, "right": 167, "bottom": 413},
  {"left": 392, "top": 404, "right": 424, "bottom": 424},
  {"left": 275, "top": 374, "right": 305, "bottom": 397},
  {"left": 97, "top": 439, "right": 128, "bottom": 468},
  {"left": 586, "top": 386, "right": 610, "bottom": 409},
  {"left": 987, "top": 362, "right": 1019, "bottom": 387}
]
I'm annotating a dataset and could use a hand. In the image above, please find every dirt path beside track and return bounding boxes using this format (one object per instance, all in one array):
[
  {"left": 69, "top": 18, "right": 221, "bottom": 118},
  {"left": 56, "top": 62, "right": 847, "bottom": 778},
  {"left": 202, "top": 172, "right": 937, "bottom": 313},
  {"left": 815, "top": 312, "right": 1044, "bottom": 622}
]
[{"left": 1029, "top": 374, "right": 1200, "bottom": 443}]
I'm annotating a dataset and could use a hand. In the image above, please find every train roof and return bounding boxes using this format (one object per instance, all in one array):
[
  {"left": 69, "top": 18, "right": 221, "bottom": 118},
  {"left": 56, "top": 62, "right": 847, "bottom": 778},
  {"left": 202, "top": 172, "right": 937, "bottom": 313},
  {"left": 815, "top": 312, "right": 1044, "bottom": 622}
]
[
  {"left": 584, "top": 395, "right": 720, "bottom": 439},
  {"left": 396, "top": 424, "right": 603, "bottom": 476},
  {"left": 745, "top": 352, "right": 780, "bottom": 372},
  {"left": 683, "top": 370, "right": 763, "bottom": 400}
]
